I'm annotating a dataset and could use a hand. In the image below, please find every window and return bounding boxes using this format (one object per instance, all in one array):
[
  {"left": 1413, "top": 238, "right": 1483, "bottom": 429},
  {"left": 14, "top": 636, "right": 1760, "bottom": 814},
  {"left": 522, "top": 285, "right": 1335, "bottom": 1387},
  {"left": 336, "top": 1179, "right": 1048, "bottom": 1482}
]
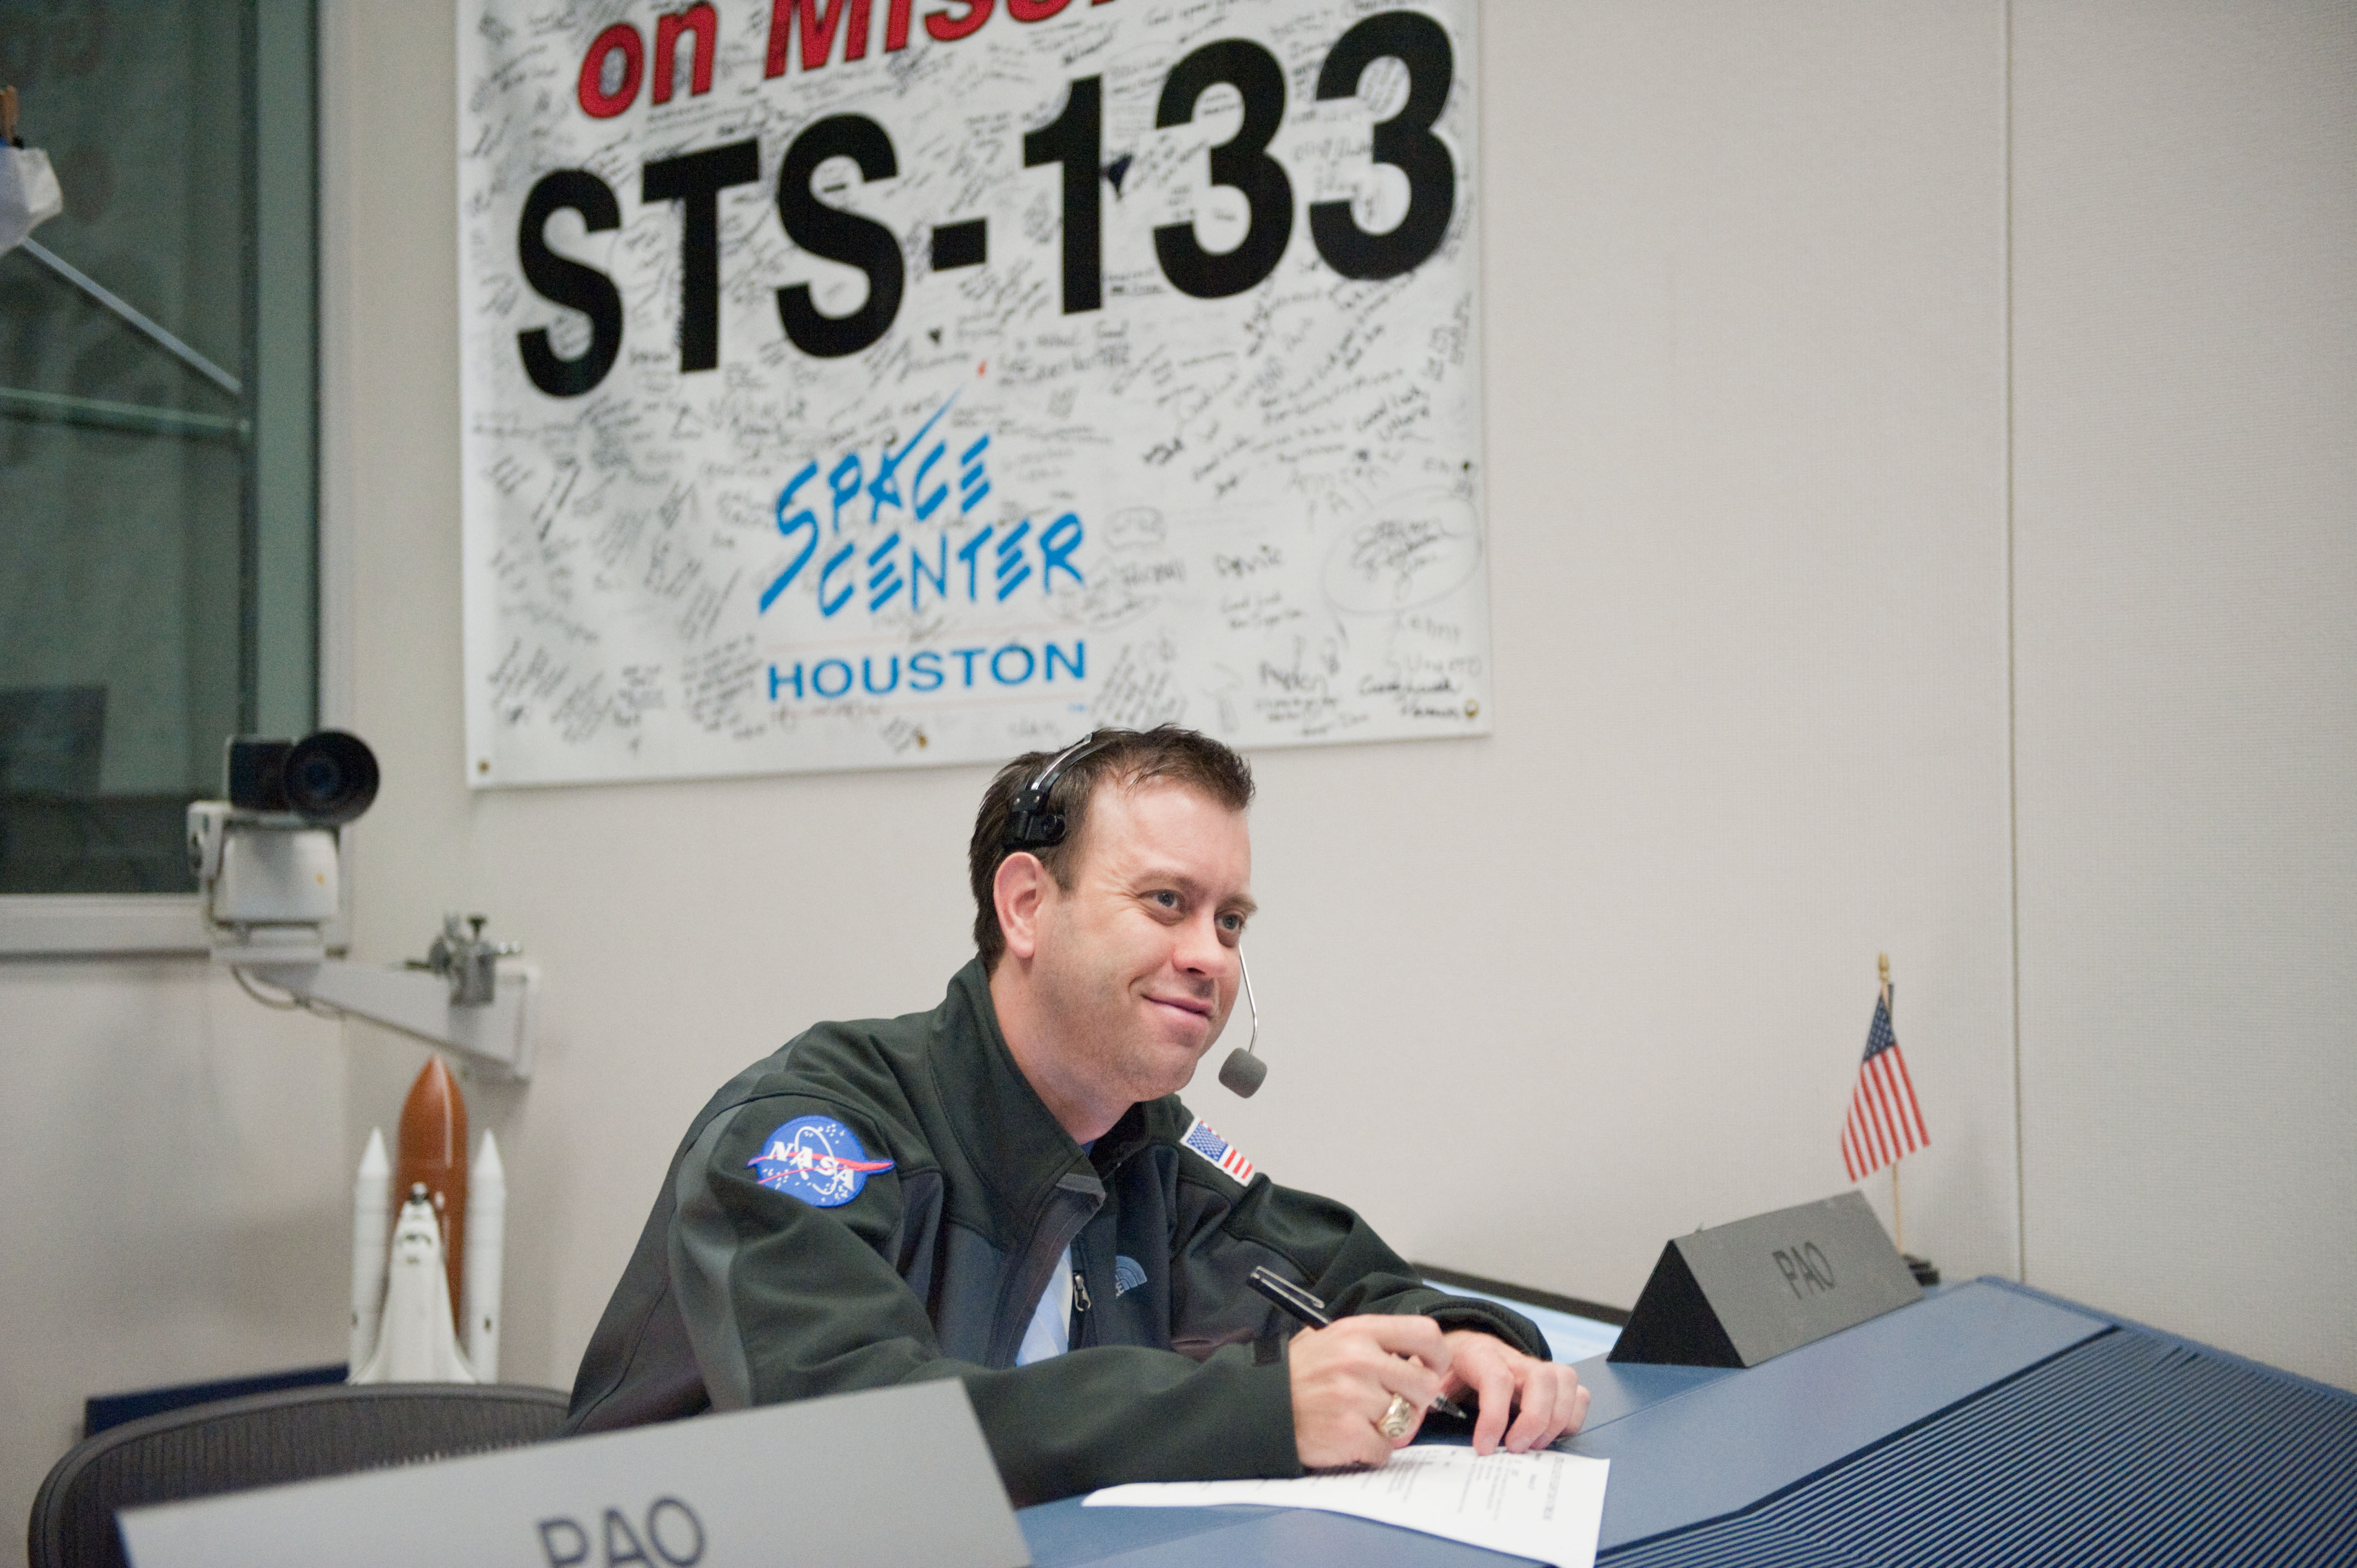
[{"left": 0, "top": 0, "right": 315, "bottom": 899}]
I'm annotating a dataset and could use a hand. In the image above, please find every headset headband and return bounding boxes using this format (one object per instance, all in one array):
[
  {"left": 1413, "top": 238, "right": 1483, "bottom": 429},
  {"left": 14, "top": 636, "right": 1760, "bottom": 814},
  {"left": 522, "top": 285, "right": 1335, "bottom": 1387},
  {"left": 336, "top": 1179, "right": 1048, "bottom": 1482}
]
[{"left": 1000, "top": 731, "right": 1115, "bottom": 853}]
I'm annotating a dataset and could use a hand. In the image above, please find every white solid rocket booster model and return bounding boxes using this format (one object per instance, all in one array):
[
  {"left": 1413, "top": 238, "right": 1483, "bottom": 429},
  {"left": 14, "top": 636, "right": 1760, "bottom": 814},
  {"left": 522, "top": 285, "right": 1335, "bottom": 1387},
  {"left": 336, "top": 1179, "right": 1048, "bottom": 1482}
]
[
  {"left": 349, "top": 1056, "right": 507, "bottom": 1383},
  {"left": 461, "top": 1130, "right": 505, "bottom": 1380},
  {"left": 348, "top": 1127, "right": 391, "bottom": 1370}
]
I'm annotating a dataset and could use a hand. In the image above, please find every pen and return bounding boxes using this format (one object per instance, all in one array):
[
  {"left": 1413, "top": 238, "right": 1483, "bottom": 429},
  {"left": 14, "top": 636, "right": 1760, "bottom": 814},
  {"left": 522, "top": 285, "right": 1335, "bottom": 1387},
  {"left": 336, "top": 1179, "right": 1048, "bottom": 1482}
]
[{"left": 1248, "top": 1265, "right": 1472, "bottom": 1420}]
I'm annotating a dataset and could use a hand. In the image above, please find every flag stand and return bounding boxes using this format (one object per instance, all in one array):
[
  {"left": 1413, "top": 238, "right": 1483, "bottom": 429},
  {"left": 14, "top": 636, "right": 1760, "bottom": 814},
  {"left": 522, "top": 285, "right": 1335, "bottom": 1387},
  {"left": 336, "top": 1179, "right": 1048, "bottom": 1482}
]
[
  {"left": 1892, "top": 1163, "right": 1904, "bottom": 1255},
  {"left": 1882, "top": 953, "right": 1903, "bottom": 1256},
  {"left": 1871, "top": 952, "right": 1938, "bottom": 1288}
]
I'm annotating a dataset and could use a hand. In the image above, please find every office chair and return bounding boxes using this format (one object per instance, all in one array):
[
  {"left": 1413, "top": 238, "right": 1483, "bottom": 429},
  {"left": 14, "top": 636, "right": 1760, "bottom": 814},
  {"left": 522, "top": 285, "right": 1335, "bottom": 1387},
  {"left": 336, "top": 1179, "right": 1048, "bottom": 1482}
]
[{"left": 28, "top": 1381, "right": 569, "bottom": 1568}]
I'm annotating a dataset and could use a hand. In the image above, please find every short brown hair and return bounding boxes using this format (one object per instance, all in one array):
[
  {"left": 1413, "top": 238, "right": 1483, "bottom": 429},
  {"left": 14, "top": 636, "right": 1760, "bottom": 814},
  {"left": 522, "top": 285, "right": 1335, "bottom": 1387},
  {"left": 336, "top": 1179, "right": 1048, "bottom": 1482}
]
[{"left": 970, "top": 726, "right": 1254, "bottom": 969}]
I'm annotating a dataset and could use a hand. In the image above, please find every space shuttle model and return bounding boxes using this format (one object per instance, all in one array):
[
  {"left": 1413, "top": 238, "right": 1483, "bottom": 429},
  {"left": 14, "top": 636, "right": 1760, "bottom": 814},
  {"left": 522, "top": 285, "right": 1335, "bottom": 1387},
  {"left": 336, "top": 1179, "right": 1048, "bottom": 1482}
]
[{"left": 349, "top": 1055, "right": 506, "bottom": 1383}]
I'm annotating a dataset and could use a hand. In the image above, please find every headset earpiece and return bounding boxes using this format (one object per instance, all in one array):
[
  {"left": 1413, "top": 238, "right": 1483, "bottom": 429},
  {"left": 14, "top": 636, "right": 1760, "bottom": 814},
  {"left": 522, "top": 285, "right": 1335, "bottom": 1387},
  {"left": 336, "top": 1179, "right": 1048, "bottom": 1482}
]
[{"left": 1001, "top": 733, "right": 1110, "bottom": 853}]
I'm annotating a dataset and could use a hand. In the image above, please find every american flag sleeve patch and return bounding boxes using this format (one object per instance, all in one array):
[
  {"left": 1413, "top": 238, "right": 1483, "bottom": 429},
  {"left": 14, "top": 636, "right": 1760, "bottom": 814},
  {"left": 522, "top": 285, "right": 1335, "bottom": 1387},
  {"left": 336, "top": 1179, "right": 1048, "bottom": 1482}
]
[{"left": 1181, "top": 1117, "right": 1256, "bottom": 1184}]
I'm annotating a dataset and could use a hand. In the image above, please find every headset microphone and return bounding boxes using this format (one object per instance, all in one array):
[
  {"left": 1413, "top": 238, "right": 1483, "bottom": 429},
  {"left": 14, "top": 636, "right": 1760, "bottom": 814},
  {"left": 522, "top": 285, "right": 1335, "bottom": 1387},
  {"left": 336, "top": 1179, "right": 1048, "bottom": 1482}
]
[{"left": 1217, "top": 955, "right": 1267, "bottom": 1097}]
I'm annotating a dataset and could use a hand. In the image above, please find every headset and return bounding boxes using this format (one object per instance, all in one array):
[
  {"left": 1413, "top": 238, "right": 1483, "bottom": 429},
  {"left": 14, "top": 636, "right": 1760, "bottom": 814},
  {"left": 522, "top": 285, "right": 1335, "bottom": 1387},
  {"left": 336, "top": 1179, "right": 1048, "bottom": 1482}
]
[
  {"left": 1001, "top": 732, "right": 1270, "bottom": 1097},
  {"left": 1000, "top": 732, "right": 1117, "bottom": 853}
]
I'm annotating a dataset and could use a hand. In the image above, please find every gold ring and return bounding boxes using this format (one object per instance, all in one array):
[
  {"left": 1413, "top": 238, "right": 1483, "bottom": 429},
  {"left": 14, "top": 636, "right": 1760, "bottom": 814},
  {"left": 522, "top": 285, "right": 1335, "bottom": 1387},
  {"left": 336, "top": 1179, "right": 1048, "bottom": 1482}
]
[{"left": 1378, "top": 1393, "right": 1416, "bottom": 1441}]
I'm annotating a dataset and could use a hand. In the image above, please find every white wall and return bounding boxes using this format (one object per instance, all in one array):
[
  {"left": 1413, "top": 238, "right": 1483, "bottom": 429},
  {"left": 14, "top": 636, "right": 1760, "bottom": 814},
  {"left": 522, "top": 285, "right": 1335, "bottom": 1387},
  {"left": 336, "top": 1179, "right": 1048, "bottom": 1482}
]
[
  {"left": 0, "top": 962, "right": 347, "bottom": 1557},
  {"left": 319, "top": 0, "right": 2351, "bottom": 1391},
  {"left": 2010, "top": 1, "right": 2357, "bottom": 1380},
  {"left": 323, "top": 0, "right": 2023, "bottom": 1392},
  {"left": 2, "top": 1, "right": 2349, "bottom": 1558}
]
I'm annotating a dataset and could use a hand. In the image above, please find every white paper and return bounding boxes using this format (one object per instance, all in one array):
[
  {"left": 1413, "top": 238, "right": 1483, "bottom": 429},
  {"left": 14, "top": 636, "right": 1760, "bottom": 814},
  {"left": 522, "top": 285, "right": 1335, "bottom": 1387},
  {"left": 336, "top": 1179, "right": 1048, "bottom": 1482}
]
[{"left": 1086, "top": 1445, "right": 1609, "bottom": 1568}]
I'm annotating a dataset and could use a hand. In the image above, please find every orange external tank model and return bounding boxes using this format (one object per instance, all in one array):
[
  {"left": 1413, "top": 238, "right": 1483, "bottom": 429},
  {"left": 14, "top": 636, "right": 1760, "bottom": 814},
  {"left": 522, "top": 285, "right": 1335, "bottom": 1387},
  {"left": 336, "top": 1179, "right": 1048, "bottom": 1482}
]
[{"left": 393, "top": 1054, "right": 469, "bottom": 1326}]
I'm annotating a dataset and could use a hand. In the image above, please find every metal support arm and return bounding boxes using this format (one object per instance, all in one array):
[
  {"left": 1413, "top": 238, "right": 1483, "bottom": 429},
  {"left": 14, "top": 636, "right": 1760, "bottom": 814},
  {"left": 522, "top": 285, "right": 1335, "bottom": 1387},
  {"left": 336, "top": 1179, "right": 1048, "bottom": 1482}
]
[{"left": 242, "top": 958, "right": 537, "bottom": 1079}]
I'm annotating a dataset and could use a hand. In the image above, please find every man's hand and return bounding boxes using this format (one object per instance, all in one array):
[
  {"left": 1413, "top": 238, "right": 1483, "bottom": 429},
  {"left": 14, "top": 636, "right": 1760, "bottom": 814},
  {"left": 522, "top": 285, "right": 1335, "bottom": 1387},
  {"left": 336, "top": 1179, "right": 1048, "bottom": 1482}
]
[
  {"left": 1288, "top": 1314, "right": 1451, "bottom": 1468},
  {"left": 1441, "top": 1330, "right": 1590, "bottom": 1454}
]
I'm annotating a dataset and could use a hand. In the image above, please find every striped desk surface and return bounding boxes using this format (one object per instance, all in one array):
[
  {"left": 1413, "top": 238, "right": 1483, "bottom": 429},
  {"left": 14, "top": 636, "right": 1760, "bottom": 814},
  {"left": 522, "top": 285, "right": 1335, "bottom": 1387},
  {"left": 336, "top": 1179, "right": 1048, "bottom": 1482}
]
[{"left": 1020, "top": 1280, "right": 2357, "bottom": 1568}]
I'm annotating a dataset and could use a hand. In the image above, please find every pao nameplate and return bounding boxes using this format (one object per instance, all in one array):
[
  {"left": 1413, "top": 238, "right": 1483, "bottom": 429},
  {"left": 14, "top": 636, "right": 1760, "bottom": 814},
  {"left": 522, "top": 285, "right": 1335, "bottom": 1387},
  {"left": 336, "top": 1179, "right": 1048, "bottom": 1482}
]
[
  {"left": 1610, "top": 1192, "right": 1922, "bottom": 1368},
  {"left": 120, "top": 1380, "right": 1028, "bottom": 1568}
]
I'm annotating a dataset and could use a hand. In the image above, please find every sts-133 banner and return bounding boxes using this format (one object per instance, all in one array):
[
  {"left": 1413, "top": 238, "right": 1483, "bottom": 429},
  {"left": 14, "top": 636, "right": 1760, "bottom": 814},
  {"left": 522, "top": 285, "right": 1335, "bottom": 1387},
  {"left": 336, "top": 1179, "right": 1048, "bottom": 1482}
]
[{"left": 459, "top": 0, "right": 1487, "bottom": 786}]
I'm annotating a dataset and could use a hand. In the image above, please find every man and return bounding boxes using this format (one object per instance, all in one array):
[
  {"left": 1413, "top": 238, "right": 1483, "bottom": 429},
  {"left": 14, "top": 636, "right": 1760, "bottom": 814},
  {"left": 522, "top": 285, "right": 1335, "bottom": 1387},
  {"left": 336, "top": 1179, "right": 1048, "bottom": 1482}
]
[{"left": 563, "top": 726, "right": 1587, "bottom": 1503}]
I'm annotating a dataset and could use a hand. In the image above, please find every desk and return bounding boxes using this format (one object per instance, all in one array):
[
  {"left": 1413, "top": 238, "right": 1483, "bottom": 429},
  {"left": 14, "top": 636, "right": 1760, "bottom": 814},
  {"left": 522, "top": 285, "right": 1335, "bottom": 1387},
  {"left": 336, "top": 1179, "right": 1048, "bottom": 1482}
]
[{"left": 1019, "top": 1278, "right": 2357, "bottom": 1566}]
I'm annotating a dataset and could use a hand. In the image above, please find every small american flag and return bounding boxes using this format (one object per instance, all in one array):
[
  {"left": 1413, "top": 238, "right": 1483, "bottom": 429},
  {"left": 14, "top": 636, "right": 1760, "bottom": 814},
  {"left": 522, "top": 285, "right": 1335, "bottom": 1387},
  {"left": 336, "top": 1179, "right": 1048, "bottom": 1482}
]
[
  {"left": 1841, "top": 986, "right": 1930, "bottom": 1182},
  {"left": 1181, "top": 1117, "right": 1255, "bottom": 1184}
]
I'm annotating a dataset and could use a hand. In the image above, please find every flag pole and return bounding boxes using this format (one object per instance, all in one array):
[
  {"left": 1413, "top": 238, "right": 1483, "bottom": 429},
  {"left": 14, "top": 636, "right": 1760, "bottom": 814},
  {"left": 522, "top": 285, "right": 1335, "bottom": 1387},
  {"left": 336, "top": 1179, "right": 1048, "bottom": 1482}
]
[{"left": 1881, "top": 953, "right": 1902, "bottom": 1256}]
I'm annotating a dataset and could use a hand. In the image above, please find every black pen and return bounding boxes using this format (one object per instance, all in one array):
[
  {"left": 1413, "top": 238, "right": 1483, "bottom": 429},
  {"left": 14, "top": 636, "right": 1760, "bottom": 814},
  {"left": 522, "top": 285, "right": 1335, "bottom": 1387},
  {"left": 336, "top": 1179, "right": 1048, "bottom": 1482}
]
[{"left": 1248, "top": 1265, "right": 1471, "bottom": 1420}]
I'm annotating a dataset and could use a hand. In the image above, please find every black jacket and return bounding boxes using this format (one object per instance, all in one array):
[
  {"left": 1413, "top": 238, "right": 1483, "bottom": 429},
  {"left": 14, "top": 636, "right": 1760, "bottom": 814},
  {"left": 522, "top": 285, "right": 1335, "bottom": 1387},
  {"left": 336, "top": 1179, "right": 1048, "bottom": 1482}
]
[{"left": 562, "top": 960, "right": 1546, "bottom": 1504}]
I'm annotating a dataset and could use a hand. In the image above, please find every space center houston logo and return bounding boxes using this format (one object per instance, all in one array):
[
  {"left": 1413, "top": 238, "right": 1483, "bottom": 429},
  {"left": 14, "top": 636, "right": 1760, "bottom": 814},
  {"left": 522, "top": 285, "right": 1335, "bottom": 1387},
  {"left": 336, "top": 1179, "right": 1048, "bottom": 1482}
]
[{"left": 749, "top": 1115, "right": 894, "bottom": 1207}]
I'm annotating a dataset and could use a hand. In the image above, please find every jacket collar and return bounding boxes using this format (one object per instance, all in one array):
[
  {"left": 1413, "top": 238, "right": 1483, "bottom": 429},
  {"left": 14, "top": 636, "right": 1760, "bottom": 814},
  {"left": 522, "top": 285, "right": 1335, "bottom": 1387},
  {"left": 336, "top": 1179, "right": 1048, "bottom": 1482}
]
[
  {"left": 1090, "top": 1100, "right": 1157, "bottom": 1174},
  {"left": 930, "top": 959, "right": 1101, "bottom": 1224}
]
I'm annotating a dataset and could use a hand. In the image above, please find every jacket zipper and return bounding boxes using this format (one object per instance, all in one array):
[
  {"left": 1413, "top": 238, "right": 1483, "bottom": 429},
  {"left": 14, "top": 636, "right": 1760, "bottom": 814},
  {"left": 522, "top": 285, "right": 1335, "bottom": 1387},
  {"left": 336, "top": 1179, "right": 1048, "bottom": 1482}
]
[
  {"left": 991, "top": 1172, "right": 1104, "bottom": 1367},
  {"left": 1070, "top": 1263, "right": 1093, "bottom": 1347}
]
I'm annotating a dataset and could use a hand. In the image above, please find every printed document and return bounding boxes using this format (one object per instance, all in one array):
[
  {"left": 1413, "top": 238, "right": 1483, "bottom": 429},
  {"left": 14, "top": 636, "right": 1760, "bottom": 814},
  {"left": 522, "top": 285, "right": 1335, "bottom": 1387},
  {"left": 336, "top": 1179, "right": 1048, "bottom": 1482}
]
[{"left": 1085, "top": 1445, "right": 1609, "bottom": 1567}]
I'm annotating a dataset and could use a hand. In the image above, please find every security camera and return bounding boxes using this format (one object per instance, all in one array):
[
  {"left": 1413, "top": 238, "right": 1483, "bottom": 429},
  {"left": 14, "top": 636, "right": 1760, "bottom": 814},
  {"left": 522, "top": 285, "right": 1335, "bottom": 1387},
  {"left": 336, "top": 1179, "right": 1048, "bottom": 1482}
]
[
  {"left": 188, "top": 731, "right": 379, "bottom": 935},
  {"left": 227, "top": 731, "right": 380, "bottom": 823},
  {"left": 189, "top": 730, "right": 536, "bottom": 1077}
]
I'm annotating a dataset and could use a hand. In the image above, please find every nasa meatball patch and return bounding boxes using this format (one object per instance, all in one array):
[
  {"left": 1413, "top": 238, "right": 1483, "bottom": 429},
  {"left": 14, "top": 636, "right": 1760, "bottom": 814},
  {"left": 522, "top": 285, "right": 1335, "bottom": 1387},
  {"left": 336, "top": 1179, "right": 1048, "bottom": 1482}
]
[{"left": 748, "top": 1115, "right": 894, "bottom": 1208}]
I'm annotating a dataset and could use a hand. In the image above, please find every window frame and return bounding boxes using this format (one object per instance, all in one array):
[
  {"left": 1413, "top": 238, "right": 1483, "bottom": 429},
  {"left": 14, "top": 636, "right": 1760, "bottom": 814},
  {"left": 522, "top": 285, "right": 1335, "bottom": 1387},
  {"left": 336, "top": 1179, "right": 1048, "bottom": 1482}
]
[{"left": 1, "top": 0, "right": 322, "bottom": 956}]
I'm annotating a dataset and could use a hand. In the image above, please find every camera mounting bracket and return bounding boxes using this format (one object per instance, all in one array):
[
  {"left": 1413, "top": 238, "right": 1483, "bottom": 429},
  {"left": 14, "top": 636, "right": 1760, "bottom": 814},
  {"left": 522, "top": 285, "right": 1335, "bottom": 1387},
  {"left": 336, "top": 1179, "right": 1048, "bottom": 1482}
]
[{"left": 231, "top": 956, "right": 538, "bottom": 1080}]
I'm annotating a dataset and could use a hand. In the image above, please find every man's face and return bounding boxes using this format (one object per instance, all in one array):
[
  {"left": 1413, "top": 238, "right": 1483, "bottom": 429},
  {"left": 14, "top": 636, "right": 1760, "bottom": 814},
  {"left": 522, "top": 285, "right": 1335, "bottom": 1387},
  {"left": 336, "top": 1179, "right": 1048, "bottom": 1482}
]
[{"left": 1028, "top": 777, "right": 1255, "bottom": 1108}]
